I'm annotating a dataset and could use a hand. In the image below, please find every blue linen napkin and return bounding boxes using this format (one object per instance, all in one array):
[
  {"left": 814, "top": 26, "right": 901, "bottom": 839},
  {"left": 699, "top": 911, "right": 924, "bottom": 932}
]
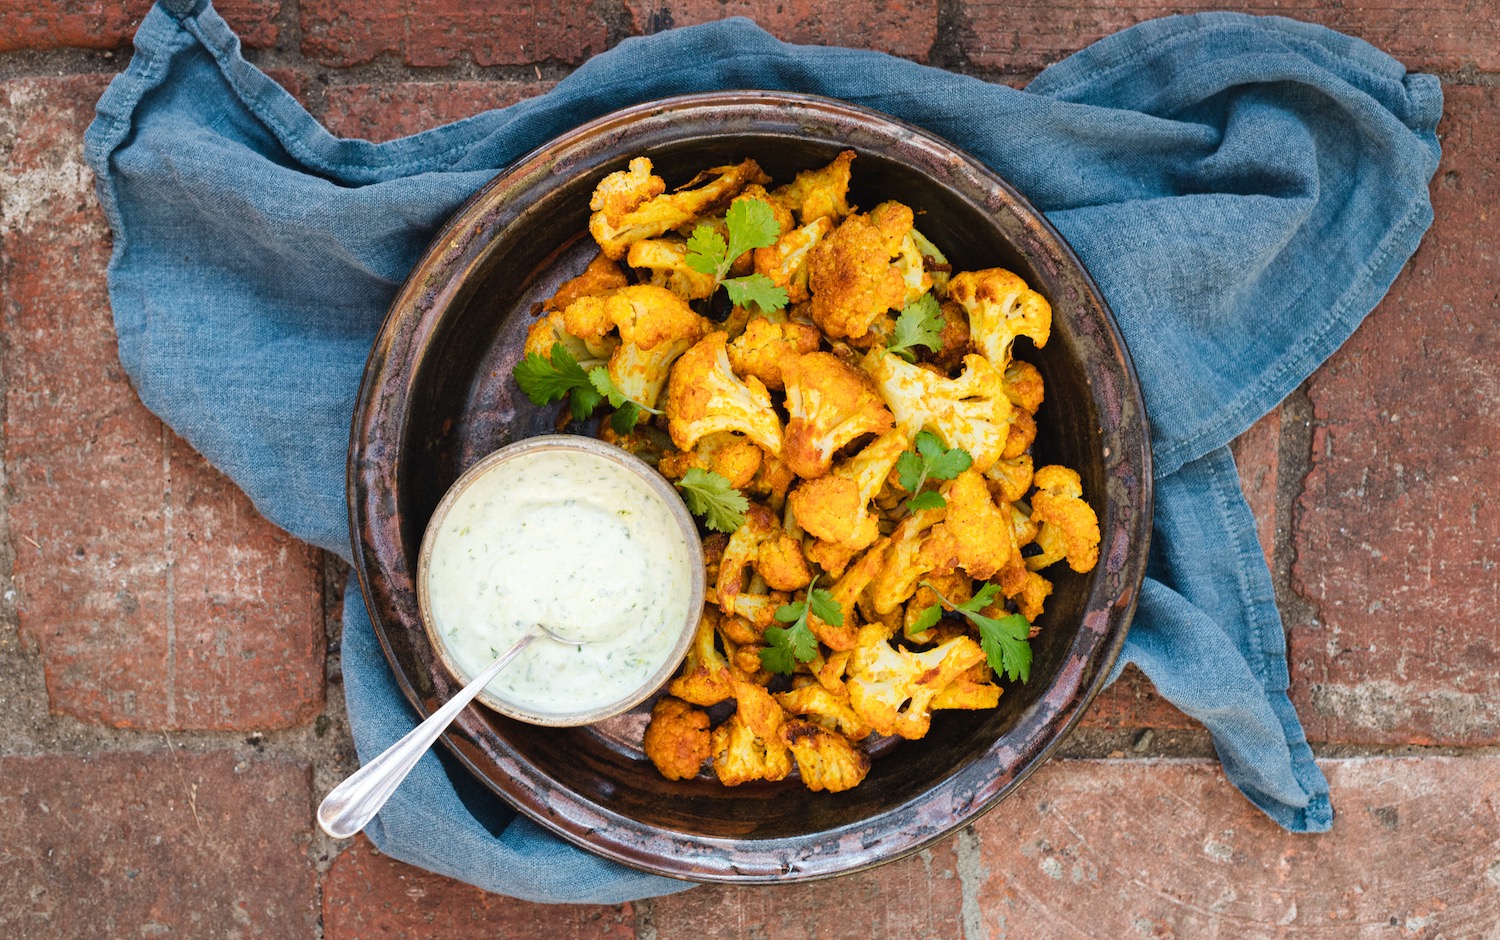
[{"left": 85, "top": 0, "right": 1440, "bottom": 903}]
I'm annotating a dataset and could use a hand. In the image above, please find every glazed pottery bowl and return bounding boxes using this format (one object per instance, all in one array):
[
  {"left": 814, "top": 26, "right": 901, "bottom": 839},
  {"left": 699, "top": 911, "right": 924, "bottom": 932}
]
[{"left": 348, "top": 91, "right": 1152, "bottom": 883}]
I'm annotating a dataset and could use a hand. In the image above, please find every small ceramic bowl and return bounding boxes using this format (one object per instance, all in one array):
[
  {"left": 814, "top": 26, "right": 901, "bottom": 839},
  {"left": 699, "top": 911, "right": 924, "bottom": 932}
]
[{"left": 415, "top": 435, "right": 705, "bottom": 726}]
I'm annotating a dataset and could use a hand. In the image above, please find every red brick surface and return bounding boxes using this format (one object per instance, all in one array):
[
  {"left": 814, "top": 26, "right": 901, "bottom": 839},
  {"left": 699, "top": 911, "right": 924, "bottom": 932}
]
[
  {"left": 956, "top": 0, "right": 1496, "bottom": 74},
  {"left": 0, "top": 752, "right": 316, "bottom": 938},
  {"left": 1290, "top": 85, "right": 1500, "bottom": 747},
  {"left": 626, "top": 0, "right": 939, "bottom": 61},
  {"left": 971, "top": 757, "right": 1500, "bottom": 936},
  {"left": 300, "top": 0, "right": 608, "bottom": 67},
  {"left": 322, "top": 81, "right": 554, "bottom": 142},
  {"left": 1, "top": 77, "right": 325, "bottom": 730},
  {"left": 323, "top": 838, "right": 636, "bottom": 939},
  {"left": 0, "top": 0, "right": 281, "bottom": 53},
  {"left": 650, "top": 837, "right": 964, "bottom": 939}
]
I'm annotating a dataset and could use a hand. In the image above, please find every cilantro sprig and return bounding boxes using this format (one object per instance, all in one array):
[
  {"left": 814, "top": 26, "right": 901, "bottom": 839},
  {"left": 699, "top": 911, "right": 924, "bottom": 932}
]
[
  {"left": 895, "top": 431, "right": 973, "bottom": 512},
  {"left": 760, "top": 577, "right": 843, "bottom": 675},
  {"left": 674, "top": 468, "right": 749, "bottom": 534},
  {"left": 685, "top": 198, "right": 789, "bottom": 314},
  {"left": 512, "top": 342, "right": 657, "bottom": 432},
  {"left": 886, "top": 294, "right": 945, "bottom": 362},
  {"left": 916, "top": 580, "right": 1033, "bottom": 683}
]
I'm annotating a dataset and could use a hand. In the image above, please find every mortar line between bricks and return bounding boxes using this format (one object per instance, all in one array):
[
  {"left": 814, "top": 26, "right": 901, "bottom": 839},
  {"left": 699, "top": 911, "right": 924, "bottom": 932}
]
[
  {"left": 956, "top": 825, "right": 988, "bottom": 938},
  {"left": 161, "top": 422, "right": 177, "bottom": 726}
]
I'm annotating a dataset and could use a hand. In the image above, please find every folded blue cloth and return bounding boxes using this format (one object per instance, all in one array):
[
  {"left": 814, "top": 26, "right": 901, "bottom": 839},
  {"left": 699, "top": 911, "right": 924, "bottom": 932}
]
[{"left": 86, "top": 0, "right": 1440, "bottom": 903}]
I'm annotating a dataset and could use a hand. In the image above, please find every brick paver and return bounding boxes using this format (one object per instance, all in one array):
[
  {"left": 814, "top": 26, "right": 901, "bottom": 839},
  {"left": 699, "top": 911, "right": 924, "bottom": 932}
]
[
  {"left": 322, "top": 81, "right": 554, "bottom": 142},
  {"left": 1, "top": 77, "right": 325, "bottom": 730},
  {"left": 323, "top": 838, "right": 636, "bottom": 938},
  {"left": 956, "top": 0, "right": 1496, "bottom": 74},
  {"left": 0, "top": 752, "right": 317, "bottom": 939},
  {"left": 971, "top": 758, "right": 1500, "bottom": 937},
  {"left": 1290, "top": 85, "right": 1500, "bottom": 747},
  {"left": 625, "top": 0, "right": 940, "bottom": 61},
  {"left": 0, "top": 0, "right": 281, "bottom": 52},
  {"left": 300, "top": 0, "right": 608, "bottom": 67},
  {"left": 650, "top": 838, "right": 964, "bottom": 939}
]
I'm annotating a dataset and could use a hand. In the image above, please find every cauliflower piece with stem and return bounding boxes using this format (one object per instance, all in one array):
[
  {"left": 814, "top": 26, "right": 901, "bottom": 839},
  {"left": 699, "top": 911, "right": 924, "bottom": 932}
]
[
  {"left": 805, "top": 202, "right": 913, "bottom": 340},
  {"left": 868, "top": 504, "right": 946, "bottom": 615},
  {"left": 717, "top": 504, "right": 813, "bottom": 615},
  {"left": 727, "top": 317, "right": 822, "bottom": 391},
  {"left": 776, "top": 683, "right": 871, "bottom": 741},
  {"left": 522, "top": 309, "right": 613, "bottom": 371},
  {"left": 711, "top": 677, "right": 793, "bottom": 786},
  {"left": 772, "top": 149, "right": 856, "bottom": 225},
  {"left": 1026, "top": 465, "right": 1101, "bottom": 573},
  {"left": 543, "top": 252, "right": 630, "bottom": 312},
  {"left": 589, "top": 156, "right": 770, "bottom": 259},
  {"left": 626, "top": 237, "right": 719, "bottom": 301},
  {"left": 667, "top": 607, "right": 734, "bottom": 707},
  {"left": 846, "top": 626, "right": 988, "bottom": 740},
  {"left": 588, "top": 285, "right": 712, "bottom": 411},
  {"left": 780, "top": 719, "right": 871, "bottom": 793},
  {"left": 753, "top": 215, "right": 835, "bottom": 304},
  {"left": 949, "top": 267, "right": 1052, "bottom": 370},
  {"left": 658, "top": 431, "right": 764, "bottom": 490},
  {"left": 921, "top": 468, "right": 1016, "bottom": 581},
  {"left": 781, "top": 351, "right": 894, "bottom": 479},
  {"left": 665, "top": 332, "right": 784, "bottom": 455},
  {"left": 788, "top": 429, "right": 907, "bottom": 547},
  {"left": 642, "top": 696, "right": 711, "bottom": 781},
  {"left": 864, "top": 350, "right": 1014, "bottom": 473}
]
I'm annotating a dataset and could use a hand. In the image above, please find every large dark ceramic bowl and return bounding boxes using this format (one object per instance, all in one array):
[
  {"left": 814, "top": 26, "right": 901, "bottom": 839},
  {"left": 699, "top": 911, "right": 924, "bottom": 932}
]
[{"left": 348, "top": 92, "right": 1152, "bottom": 883}]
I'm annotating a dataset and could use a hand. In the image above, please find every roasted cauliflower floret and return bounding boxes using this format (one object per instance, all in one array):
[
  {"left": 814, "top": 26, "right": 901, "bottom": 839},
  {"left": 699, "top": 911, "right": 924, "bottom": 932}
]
[
  {"left": 665, "top": 332, "right": 784, "bottom": 455},
  {"left": 1003, "top": 360, "right": 1046, "bottom": 414},
  {"left": 589, "top": 157, "right": 770, "bottom": 259},
  {"left": 865, "top": 350, "right": 1013, "bottom": 473},
  {"left": 984, "top": 453, "right": 1035, "bottom": 504},
  {"left": 846, "top": 629, "right": 987, "bottom": 740},
  {"left": 922, "top": 468, "right": 1014, "bottom": 581},
  {"left": 658, "top": 431, "right": 763, "bottom": 490},
  {"left": 642, "top": 696, "right": 711, "bottom": 781},
  {"left": 753, "top": 216, "right": 835, "bottom": 304},
  {"left": 772, "top": 149, "right": 855, "bottom": 224},
  {"left": 586, "top": 285, "right": 712, "bottom": 410},
  {"left": 808, "top": 537, "right": 890, "bottom": 650},
  {"left": 1027, "top": 465, "right": 1101, "bottom": 573},
  {"left": 868, "top": 505, "right": 946, "bottom": 614},
  {"left": 597, "top": 421, "right": 673, "bottom": 468},
  {"left": 776, "top": 683, "right": 871, "bottom": 741},
  {"left": 780, "top": 719, "right": 871, "bottom": 793},
  {"left": 626, "top": 237, "right": 719, "bottom": 301},
  {"left": 788, "top": 429, "right": 906, "bottom": 547},
  {"left": 727, "top": 317, "right": 822, "bottom": 391},
  {"left": 711, "top": 678, "right": 793, "bottom": 786},
  {"left": 930, "top": 662, "right": 1003, "bottom": 711},
  {"left": 949, "top": 268, "right": 1052, "bottom": 370},
  {"left": 522, "top": 309, "right": 612, "bottom": 371},
  {"left": 667, "top": 607, "right": 734, "bottom": 707},
  {"left": 542, "top": 252, "right": 630, "bottom": 314},
  {"left": 782, "top": 352, "right": 894, "bottom": 479},
  {"left": 805, "top": 203, "right": 912, "bottom": 340},
  {"left": 718, "top": 505, "right": 813, "bottom": 613}
]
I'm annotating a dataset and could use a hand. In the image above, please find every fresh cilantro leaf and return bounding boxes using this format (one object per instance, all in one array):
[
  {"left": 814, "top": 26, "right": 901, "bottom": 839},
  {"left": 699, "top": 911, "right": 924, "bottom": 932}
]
[
  {"left": 920, "top": 579, "right": 1032, "bottom": 683},
  {"left": 897, "top": 431, "right": 974, "bottom": 512},
  {"left": 685, "top": 224, "right": 728, "bottom": 277},
  {"left": 724, "top": 197, "right": 782, "bottom": 260},
  {"left": 674, "top": 467, "right": 748, "bottom": 533},
  {"left": 806, "top": 587, "right": 844, "bottom": 627},
  {"left": 513, "top": 342, "right": 603, "bottom": 420},
  {"left": 905, "top": 490, "right": 946, "bottom": 512},
  {"left": 722, "top": 273, "right": 789, "bottom": 313},
  {"left": 760, "top": 577, "right": 833, "bottom": 675},
  {"left": 887, "top": 294, "right": 945, "bottom": 362},
  {"left": 586, "top": 367, "right": 659, "bottom": 434},
  {"left": 973, "top": 610, "right": 1033, "bottom": 683},
  {"left": 610, "top": 402, "right": 642, "bottom": 435},
  {"left": 907, "top": 602, "right": 943, "bottom": 638}
]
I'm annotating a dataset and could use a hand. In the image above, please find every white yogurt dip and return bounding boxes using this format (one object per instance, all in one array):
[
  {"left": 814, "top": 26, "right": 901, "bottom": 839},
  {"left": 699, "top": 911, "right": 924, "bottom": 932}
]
[{"left": 421, "top": 446, "right": 696, "bottom": 718}]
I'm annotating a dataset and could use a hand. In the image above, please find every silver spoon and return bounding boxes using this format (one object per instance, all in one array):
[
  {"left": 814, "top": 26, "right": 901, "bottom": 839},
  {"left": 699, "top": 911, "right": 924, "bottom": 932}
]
[{"left": 316, "top": 623, "right": 590, "bottom": 839}]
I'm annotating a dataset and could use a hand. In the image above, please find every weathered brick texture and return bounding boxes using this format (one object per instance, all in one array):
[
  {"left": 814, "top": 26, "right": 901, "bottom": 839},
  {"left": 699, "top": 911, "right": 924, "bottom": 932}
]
[
  {"left": 1290, "top": 85, "right": 1500, "bottom": 747},
  {"left": 0, "top": 0, "right": 281, "bottom": 53},
  {"left": 1, "top": 77, "right": 325, "bottom": 731},
  {"left": 300, "top": 0, "right": 607, "bottom": 67},
  {"left": 626, "top": 0, "right": 939, "bottom": 61}
]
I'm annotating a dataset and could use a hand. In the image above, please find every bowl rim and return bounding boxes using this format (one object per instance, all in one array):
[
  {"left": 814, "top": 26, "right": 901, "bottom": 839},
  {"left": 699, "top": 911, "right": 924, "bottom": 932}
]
[
  {"left": 347, "top": 89, "right": 1153, "bottom": 883},
  {"left": 415, "top": 434, "right": 706, "bottom": 726}
]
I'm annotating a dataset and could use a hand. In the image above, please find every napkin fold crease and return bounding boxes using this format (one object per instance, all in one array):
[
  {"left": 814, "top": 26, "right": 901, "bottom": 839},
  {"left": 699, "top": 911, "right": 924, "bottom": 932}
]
[{"left": 85, "top": 0, "right": 1440, "bottom": 902}]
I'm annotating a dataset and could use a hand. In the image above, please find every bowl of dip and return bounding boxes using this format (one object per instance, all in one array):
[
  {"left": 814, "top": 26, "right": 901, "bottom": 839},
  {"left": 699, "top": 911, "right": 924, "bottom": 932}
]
[{"left": 416, "top": 435, "right": 704, "bottom": 726}]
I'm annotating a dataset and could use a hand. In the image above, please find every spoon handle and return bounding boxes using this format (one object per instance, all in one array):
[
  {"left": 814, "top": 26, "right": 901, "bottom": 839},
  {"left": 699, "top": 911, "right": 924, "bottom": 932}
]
[{"left": 316, "top": 627, "right": 540, "bottom": 839}]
